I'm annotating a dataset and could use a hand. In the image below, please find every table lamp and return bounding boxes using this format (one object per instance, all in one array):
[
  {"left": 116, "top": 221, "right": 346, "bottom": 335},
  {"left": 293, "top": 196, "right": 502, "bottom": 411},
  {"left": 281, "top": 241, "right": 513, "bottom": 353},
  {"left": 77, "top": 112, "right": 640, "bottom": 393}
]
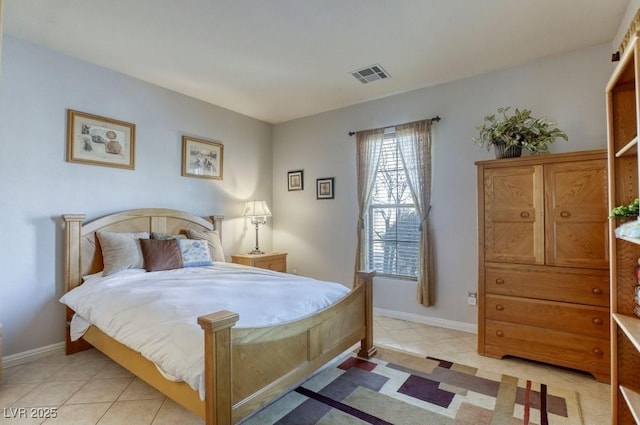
[{"left": 242, "top": 200, "right": 271, "bottom": 254}]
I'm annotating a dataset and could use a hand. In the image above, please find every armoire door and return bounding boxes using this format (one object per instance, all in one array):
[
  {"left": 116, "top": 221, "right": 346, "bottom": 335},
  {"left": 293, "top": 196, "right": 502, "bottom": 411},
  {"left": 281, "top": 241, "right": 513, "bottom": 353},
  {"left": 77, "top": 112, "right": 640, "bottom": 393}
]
[
  {"left": 483, "top": 165, "right": 544, "bottom": 264},
  {"left": 544, "top": 159, "right": 609, "bottom": 269}
]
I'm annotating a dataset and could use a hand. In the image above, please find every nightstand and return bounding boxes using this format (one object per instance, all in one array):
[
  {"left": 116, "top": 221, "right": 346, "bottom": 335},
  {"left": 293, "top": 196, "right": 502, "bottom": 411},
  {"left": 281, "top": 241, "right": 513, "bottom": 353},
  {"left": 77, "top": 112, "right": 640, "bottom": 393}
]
[{"left": 231, "top": 252, "right": 287, "bottom": 272}]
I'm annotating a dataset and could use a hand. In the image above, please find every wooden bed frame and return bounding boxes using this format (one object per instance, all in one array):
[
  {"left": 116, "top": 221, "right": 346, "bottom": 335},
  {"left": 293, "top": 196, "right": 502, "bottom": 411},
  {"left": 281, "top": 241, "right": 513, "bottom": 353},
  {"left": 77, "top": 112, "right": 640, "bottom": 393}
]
[{"left": 62, "top": 208, "right": 376, "bottom": 425}]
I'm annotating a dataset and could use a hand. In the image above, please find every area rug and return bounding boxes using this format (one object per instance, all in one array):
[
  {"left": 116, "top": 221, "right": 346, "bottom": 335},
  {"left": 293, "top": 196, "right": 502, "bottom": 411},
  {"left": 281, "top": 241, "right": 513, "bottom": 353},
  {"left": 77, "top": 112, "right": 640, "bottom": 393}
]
[{"left": 240, "top": 347, "right": 583, "bottom": 425}]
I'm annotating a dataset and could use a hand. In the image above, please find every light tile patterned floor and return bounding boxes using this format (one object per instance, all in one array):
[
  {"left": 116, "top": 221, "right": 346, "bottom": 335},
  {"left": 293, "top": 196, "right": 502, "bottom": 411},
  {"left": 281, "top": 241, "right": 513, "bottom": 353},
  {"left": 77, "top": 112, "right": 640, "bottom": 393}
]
[
  {"left": 374, "top": 316, "right": 610, "bottom": 425},
  {"left": 0, "top": 316, "right": 610, "bottom": 424}
]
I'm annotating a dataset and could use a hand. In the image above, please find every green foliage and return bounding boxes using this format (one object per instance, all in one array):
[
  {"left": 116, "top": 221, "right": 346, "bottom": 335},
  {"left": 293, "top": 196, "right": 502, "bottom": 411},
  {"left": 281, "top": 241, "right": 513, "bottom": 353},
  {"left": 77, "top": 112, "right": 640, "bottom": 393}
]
[
  {"left": 473, "top": 107, "right": 568, "bottom": 154},
  {"left": 610, "top": 198, "right": 640, "bottom": 218}
]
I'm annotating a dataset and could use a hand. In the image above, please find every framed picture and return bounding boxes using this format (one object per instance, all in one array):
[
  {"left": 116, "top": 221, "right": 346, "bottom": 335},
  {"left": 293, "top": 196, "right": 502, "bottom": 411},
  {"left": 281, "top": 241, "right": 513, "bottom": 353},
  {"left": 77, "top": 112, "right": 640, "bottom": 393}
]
[
  {"left": 182, "top": 136, "right": 224, "bottom": 180},
  {"left": 66, "top": 109, "right": 135, "bottom": 169},
  {"left": 287, "top": 170, "right": 304, "bottom": 191},
  {"left": 316, "top": 177, "right": 335, "bottom": 200}
]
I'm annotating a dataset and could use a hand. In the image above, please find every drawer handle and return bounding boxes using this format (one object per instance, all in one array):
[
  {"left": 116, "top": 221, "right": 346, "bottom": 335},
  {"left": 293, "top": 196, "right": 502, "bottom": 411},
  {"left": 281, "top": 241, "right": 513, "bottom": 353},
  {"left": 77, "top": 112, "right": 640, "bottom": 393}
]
[
  {"left": 495, "top": 304, "right": 504, "bottom": 311},
  {"left": 592, "top": 288, "right": 603, "bottom": 295},
  {"left": 592, "top": 318, "right": 603, "bottom": 325},
  {"left": 268, "top": 264, "right": 273, "bottom": 269},
  {"left": 520, "top": 211, "right": 530, "bottom": 219},
  {"left": 592, "top": 348, "right": 604, "bottom": 356},
  {"left": 495, "top": 278, "right": 505, "bottom": 285},
  {"left": 560, "top": 210, "right": 571, "bottom": 218},
  {"left": 496, "top": 330, "right": 504, "bottom": 337}
]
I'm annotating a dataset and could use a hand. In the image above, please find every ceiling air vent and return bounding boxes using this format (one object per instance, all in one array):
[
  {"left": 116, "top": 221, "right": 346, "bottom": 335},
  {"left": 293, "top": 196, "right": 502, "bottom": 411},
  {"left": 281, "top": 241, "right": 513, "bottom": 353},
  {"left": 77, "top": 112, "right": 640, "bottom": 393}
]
[{"left": 351, "top": 64, "right": 390, "bottom": 84}]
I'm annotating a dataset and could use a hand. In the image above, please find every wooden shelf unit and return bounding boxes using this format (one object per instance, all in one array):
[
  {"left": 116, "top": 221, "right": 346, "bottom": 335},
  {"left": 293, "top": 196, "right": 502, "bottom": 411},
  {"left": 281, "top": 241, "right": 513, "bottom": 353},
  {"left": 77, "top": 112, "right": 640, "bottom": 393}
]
[
  {"left": 620, "top": 386, "right": 640, "bottom": 424},
  {"left": 608, "top": 31, "right": 640, "bottom": 424},
  {"left": 614, "top": 313, "right": 640, "bottom": 352},
  {"left": 616, "top": 136, "right": 638, "bottom": 158},
  {"left": 619, "top": 236, "right": 640, "bottom": 246}
]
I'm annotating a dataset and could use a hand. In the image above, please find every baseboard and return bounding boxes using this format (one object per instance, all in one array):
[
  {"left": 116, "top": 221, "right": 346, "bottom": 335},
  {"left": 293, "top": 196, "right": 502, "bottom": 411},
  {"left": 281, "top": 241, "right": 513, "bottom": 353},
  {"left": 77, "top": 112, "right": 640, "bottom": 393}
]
[
  {"left": 374, "top": 307, "right": 477, "bottom": 334},
  {"left": 2, "top": 342, "right": 65, "bottom": 369}
]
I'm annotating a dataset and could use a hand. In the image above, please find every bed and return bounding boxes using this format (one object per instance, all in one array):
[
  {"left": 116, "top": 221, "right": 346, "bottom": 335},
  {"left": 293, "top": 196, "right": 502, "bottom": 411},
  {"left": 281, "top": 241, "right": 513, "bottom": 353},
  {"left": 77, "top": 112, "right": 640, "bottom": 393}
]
[{"left": 61, "top": 208, "right": 376, "bottom": 425}]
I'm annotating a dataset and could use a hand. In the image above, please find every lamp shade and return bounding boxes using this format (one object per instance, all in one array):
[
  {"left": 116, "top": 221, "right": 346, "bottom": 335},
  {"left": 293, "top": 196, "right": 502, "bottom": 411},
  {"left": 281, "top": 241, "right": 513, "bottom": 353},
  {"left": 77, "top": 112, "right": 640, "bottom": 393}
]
[{"left": 242, "top": 200, "right": 272, "bottom": 217}]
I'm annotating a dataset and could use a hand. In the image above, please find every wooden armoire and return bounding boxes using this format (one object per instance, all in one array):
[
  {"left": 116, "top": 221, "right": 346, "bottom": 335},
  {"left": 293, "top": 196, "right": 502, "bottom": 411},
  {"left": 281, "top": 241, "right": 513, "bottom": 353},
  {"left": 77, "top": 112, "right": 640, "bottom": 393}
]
[{"left": 476, "top": 150, "right": 610, "bottom": 383}]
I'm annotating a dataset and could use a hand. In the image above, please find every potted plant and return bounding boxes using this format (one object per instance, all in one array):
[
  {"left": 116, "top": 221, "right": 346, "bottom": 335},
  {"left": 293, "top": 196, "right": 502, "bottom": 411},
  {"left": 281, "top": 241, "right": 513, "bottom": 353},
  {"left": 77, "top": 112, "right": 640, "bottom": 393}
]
[
  {"left": 473, "top": 107, "right": 568, "bottom": 158},
  {"left": 610, "top": 198, "right": 640, "bottom": 219},
  {"left": 611, "top": 199, "right": 640, "bottom": 238}
]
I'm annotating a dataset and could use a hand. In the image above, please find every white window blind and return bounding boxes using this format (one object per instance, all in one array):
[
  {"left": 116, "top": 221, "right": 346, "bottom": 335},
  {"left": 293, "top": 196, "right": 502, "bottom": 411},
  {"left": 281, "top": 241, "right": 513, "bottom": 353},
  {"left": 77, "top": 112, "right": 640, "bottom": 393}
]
[{"left": 365, "top": 134, "right": 420, "bottom": 278}]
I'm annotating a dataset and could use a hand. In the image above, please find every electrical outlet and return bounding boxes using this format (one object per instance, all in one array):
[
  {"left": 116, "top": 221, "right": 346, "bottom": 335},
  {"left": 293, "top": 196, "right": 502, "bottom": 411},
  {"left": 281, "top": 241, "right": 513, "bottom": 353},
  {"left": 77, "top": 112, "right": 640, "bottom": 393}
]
[{"left": 467, "top": 292, "right": 477, "bottom": 306}]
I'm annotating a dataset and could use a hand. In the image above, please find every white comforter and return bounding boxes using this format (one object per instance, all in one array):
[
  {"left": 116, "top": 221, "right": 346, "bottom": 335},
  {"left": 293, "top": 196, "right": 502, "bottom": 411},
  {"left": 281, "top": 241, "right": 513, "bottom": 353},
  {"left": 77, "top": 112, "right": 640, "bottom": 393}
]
[{"left": 59, "top": 262, "right": 350, "bottom": 399}]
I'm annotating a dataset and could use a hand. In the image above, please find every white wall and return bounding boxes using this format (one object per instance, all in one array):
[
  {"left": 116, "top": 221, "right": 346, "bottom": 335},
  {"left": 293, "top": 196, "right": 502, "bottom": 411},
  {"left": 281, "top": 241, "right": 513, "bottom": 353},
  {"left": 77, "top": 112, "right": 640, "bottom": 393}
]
[
  {"left": 613, "top": 0, "right": 640, "bottom": 52},
  {"left": 272, "top": 43, "right": 612, "bottom": 328},
  {"left": 0, "top": 36, "right": 273, "bottom": 356},
  {"left": 0, "top": 0, "right": 3, "bottom": 75}
]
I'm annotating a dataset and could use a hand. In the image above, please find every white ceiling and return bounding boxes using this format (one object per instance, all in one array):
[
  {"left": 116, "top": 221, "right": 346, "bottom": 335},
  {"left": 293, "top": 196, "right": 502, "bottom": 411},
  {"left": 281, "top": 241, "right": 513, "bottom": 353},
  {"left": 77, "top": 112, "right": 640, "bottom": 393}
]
[{"left": 3, "top": 0, "right": 630, "bottom": 123}]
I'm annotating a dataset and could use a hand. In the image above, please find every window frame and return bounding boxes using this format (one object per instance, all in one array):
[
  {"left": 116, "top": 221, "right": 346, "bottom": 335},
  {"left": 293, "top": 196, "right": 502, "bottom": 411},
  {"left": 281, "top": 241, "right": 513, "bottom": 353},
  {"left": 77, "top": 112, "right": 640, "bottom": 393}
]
[{"left": 364, "top": 133, "right": 419, "bottom": 280}]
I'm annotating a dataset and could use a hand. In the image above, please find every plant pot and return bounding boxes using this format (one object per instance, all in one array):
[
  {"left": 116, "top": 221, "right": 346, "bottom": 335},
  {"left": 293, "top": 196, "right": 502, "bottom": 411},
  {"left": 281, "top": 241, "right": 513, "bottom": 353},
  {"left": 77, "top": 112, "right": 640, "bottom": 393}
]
[{"left": 493, "top": 143, "right": 522, "bottom": 159}]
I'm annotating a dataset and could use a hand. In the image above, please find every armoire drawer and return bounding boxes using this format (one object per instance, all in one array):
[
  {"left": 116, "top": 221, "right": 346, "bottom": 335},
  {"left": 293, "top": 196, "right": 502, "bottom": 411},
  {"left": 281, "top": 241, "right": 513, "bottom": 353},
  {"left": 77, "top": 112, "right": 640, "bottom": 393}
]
[
  {"left": 485, "top": 294, "right": 609, "bottom": 338},
  {"left": 484, "top": 320, "right": 610, "bottom": 382},
  {"left": 485, "top": 264, "right": 609, "bottom": 306}
]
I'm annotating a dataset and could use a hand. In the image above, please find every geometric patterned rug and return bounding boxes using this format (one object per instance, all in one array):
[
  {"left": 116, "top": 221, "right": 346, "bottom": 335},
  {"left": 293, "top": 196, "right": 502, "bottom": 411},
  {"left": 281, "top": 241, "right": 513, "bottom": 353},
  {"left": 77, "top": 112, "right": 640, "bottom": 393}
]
[{"left": 240, "top": 347, "right": 583, "bottom": 425}]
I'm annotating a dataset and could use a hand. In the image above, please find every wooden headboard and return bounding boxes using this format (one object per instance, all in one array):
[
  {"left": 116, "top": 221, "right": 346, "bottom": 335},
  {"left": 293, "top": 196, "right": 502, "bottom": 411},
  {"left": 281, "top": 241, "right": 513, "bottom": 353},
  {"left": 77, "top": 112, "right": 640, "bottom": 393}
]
[{"left": 63, "top": 208, "right": 224, "bottom": 294}]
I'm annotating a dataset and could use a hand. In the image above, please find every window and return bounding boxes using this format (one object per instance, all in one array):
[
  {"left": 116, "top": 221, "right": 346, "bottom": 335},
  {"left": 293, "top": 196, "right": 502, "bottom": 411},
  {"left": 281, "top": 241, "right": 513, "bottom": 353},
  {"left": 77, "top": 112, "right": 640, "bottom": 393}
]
[
  {"left": 355, "top": 119, "right": 433, "bottom": 304},
  {"left": 365, "top": 133, "right": 420, "bottom": 278}
]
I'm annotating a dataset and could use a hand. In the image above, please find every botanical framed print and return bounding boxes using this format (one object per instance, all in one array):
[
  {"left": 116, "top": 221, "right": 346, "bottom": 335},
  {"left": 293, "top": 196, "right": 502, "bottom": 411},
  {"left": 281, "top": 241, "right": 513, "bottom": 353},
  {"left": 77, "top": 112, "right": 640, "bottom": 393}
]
[
  {"left": 288, "top": 170, "right": 304, "bottom": 191},
  {"left": 316, "top": 177, "right": 335, "bottom": 199},
  {"left": 66, "top": 109, "right": 135, "bottom": 169},
  {"left": 182, "top": 136, "right": 224, "bottom": 179}
]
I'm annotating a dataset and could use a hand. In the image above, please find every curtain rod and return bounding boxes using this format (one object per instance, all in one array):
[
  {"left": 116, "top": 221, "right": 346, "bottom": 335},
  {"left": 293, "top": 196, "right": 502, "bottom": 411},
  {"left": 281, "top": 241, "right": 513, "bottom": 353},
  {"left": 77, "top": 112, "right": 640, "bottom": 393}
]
[{"left": 348, "top": 116, "right": 441, "bottom": 136}]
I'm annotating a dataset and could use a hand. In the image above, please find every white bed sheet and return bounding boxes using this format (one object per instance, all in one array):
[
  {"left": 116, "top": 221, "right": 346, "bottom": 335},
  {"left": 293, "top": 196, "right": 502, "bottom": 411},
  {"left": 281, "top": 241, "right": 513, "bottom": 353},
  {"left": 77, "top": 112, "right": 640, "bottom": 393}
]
[{"left": 59, "top": 262, "right": 350, "bottom": 399}]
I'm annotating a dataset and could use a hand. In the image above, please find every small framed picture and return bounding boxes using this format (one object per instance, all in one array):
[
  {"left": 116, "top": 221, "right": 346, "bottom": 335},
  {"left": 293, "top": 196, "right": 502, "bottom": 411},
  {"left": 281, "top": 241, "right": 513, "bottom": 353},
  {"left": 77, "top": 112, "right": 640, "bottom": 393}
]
[
  {"left": 288, "top": 170, "right": 304, "bottom": 191},
  {"left": 316, "top": 177, "right": 335, "bottom": 200},
  {"left": 182, "top": 136, "right": 224, "bottom": 179},
  {"left": 66, "top": 109, "right": 136, "bottom": 169}
]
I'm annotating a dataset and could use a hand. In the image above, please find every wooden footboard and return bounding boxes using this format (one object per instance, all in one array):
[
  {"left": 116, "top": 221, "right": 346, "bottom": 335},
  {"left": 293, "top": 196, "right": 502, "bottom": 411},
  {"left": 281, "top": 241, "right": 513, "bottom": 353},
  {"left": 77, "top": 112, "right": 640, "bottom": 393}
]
[{"left": 198, "top": 270, "right": 376, "bottom": 425}]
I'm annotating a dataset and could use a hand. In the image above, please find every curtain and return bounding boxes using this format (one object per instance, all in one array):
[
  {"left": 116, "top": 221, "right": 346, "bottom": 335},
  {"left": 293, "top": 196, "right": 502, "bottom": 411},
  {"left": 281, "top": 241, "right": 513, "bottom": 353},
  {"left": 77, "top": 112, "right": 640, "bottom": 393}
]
[
  {"left": 354, "top": 128, "right": 385, "bottom": 281},
  {"left": 396, "top": 120, "right": 433, "bottom": 306}
]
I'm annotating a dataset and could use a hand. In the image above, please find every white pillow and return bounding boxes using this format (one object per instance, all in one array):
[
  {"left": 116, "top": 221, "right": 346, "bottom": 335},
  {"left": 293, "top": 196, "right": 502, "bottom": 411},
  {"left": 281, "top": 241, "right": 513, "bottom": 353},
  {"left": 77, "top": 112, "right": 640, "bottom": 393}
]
[
  {"left": 97, "top": 231, "right": 150, "bottom": 276},
  {"left": 186, "top": 229, "right": 225, "bottom": 262},
  {"left": 82, "top": 271, "right": 103, "bottom": 282}
]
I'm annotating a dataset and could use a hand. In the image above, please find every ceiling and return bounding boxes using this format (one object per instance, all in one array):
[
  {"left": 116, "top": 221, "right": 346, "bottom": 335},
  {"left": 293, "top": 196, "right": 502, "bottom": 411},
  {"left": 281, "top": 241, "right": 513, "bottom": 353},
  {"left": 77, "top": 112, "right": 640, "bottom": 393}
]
[{"left": 3, "top": 0, "right": 630, "bottom": 124}]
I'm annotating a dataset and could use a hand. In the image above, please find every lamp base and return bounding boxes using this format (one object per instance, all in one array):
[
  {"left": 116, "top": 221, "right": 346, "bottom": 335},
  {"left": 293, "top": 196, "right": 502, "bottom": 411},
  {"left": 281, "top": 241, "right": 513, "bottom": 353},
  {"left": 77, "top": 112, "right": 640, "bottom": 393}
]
[{"left": 249, "top": 221, "right": 265, "bottom": 255}]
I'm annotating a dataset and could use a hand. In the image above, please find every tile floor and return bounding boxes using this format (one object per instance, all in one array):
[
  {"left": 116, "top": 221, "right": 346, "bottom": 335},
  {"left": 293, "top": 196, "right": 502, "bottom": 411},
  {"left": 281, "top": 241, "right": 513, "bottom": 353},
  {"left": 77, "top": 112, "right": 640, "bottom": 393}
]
[
  {"left": 0, "top": 316, "right": 610, "bottom": 424},
  {"left": 373, "top": 316, "right": 610, "bottom": 425}
]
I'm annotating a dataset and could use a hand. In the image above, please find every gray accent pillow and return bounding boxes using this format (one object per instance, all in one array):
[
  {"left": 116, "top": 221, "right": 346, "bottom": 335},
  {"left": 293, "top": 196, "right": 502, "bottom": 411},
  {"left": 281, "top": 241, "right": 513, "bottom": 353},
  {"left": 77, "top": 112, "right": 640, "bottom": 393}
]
[
  {"left": 150, "top": 232, "right": 187, "bottom": 240},
  {"left": 97, "top": 231, "right": 150, "bottom": 276}
]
